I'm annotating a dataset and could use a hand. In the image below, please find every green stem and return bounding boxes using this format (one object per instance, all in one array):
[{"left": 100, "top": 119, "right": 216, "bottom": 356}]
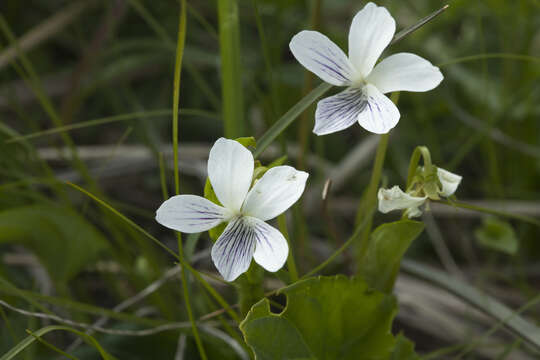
[
  {"left": 236, "top": 266, "right": 264, "bottom": 317},
  {"left": 406, "top": 145, "right": 432, "bottom": 190},
  {"left": 26, "top": 330, "right": 81, "bottom": 360},
  {"left": 171, "top": 1, "right": 206, "bottom": 358},
  {"left": 303, "top": 208, "right": 374, "bottom": 279},
  {"left": 277, "top": 213, "right": 298, "bottom": 282},
  {"left": 355, "top": 133, "right": 389, "bottom": 259},
  {"left": 437, "top": 52, "right": 540, "bottom": 68},
  {"left": 218, "top": 0, "right": 245, "bottom": 137},
  {"left": 355, "top": 93, "right": 399, "bottom": 267},
  {"left": 438, "top": 200, "right": 540, "bottom": 228},
  {"left": 177, "top": 235, "right": 206, "bottom": 359}
]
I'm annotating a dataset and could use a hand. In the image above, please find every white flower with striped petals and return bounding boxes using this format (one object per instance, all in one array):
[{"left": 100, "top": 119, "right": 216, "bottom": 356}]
[
  {"left": 156, "top": 138, "right": 308, "bottom": 281},
  {"left": 289, "top": 2, "right": 444, "bottom": 135}
]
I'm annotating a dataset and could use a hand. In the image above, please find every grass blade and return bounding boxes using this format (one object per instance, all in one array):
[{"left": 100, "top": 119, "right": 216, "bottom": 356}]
[
  {"left": 253, "top": 82, "right": 333, "bottom": 158},
  {"left": 390, "top": 4, "right": 449, "bottom": 45},
  {"left": 171, "top": 1, "right": 208, "bottom": 358},
  {"left": 0, "top": 325, "right": 117, "bottom": 360},
  {"left": 218, "top": 0, "right": 245, "bottom": 137},
  {"left": 6, "top": 109, "right": 218, "bottom": 143}
]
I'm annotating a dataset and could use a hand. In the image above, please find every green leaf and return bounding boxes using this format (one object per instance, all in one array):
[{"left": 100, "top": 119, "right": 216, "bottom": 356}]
[
  {"left": 267, "top": 155, "right": 288, "bottom": 168},
  {"left": 241, "top": 275, "right": 418, "bottom": 360},
  {"left": 0, "top": 204, "right": 109, "bottom": 283},
  {"left": 234, "top": 136, "right": 257, "bottom": 148},
  {"left": 358, "top": 220, "right": 425, "bottom": 293},
  {"left": 475, "top": 217, "right": 518, "bottom": 255},
  {"left": 390, "top": 334, "right": 420, "bottom": 360}
]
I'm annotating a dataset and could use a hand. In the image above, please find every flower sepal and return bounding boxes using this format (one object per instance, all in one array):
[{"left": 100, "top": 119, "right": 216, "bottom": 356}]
[
  {"left": 235, "top": 261, "right": 265, "bottom": 315},
  {"left": 203, "top": 178, "right": 227, "bottom": 242},
  {"left": 422, "top": 165, "right": 441, "bottom": 200}
]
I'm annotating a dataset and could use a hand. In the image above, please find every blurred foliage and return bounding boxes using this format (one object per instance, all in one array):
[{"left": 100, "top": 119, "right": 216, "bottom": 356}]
[
  {"left": 475, "top": 216, "right": 519, "bottom": 254},
  {"left": 0, "top": 0, "right": 539, "bottom": 358}
]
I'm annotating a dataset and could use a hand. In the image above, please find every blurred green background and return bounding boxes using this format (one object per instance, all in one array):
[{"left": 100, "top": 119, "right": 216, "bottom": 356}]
[{"left": 0, "top": 0, "right": 539, "bottom": 358}]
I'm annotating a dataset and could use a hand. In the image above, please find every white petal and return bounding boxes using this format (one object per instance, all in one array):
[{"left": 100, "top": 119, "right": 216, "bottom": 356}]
[
  {"left": 211, "top": 217, "right": 256, "bottom": 281},
  {"left": 289, "top": 30, "right": 357, "bottom": 86},
  {"left": 378, "top": 186, "right": 426, "bottom": 214},
  {"left": 437, "top": 168, "right": 462, "bottom": 197},
  {"left": 357, "top": 84, "right": 400, "bottom": 134},
  {"left": 208, "top": 138, "right": 254, "bottom": 212},
  {"left": 366, "top": 53, "right": 444, "bottom": 94},
  {"left": 348, "top": 2, "right": 396, "bottom": 76},
  {"left": 156, "top": 195, "right": 228, "bottom": 233},
  {"left": 313, "top": 88, "right": 366, "bottom": 135},
  {"left": 242, "top": 166, "right": 308, "bottom": 221},
  {"left": 250, "top": 217, "right": 289, "bottom": 273}
]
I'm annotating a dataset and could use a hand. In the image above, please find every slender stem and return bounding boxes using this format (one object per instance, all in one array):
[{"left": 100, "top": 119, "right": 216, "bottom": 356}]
[
  {"left": 277, "top": 214, "right": 298, "bottom": 282},
  {"left": 303, "top": 209, "right": 373, "bottom": 279},
  {"left": 236, "top": 266, "right": 264, "bottom": 317},
  {"left": 355, "top": 93, "right": 399, "bottom": 266},
  {"left": 390, "top": 4, "right": 449, "bottom": 45},
  {"left": 218, "top": 0, "right": 245, "bottom": 137},
  {"left": 355, "top": 133, "right": 390, "bottom": 260},
  {"left": 437, "top": 53, "right": 540, "bottom": 68},
  {"left": 26, "top": 330, "right": 81, "bottom": 360},
  {"left": 177, "top": 237, "right": 207, "bottom": 359},
  {"left": 171, "top": 2, "right": 206, "bottom": 359},
  {"left": 172, "top": 8, "right": 186, "bottom": 197},
  {"left": 438, "top": 200, "right": 540, "bottom": 228},
  {"left": 406, "top": 145, "right": 432, "bottom": 190}
]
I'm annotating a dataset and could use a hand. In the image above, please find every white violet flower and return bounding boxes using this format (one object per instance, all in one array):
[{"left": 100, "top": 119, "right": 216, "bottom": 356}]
[
  {"left": 155, "top": 138, "right": 309, "bottom": 281},
  {"left": 289, "top": 2, "right": 444, "bottom": 135},
  {"left": 378, "top": 168, "right": 462, "bottom": 218}
]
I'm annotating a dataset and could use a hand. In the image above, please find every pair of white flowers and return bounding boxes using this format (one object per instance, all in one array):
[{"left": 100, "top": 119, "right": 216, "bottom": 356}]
[
  {"left": 156, "top": 2, "right": 446, "bottom": 281},
  {"left": 378, "top": 167, "right": 462, "bottom": 218}
]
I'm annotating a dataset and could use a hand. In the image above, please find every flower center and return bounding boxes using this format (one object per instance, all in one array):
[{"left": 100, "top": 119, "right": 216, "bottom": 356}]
[{"left": 350, "top": 73, "right": 367, "bottom": 88}]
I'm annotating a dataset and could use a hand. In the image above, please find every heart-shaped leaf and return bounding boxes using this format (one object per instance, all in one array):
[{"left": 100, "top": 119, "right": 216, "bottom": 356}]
[{"left": 240, "top": 275, "right": 418, "bottom": 359}]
